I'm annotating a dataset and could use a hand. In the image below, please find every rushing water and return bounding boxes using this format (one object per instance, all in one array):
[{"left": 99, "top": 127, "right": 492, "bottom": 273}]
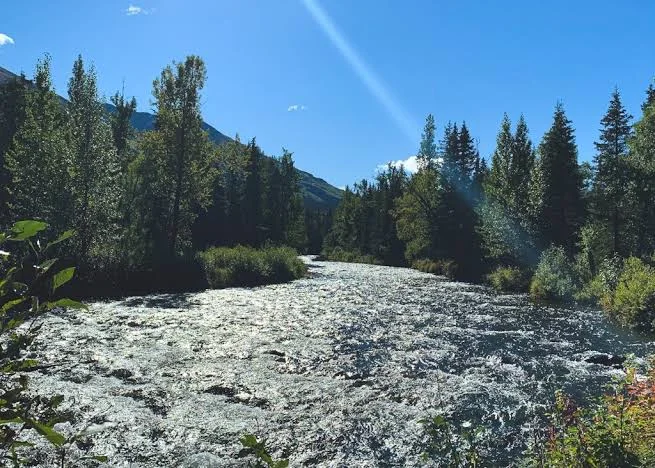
[{"left": 29, "top": 257, "right": 654, "bottom": 466}]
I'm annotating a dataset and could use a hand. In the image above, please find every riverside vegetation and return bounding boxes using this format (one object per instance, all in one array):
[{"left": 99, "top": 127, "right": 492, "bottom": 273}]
[
  {"left": 0, "top": 54, "right": 320, "bottom": 298},
  {"left": 324, "top": 86, "right": 655, "bottom": 334},
  {"left": 2, "top": 53, "right": 655, "bottom": 465}
]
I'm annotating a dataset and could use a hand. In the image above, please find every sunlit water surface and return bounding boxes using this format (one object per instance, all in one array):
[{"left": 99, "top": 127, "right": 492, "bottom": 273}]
[{"left": 30, "top": 257, "right": 654, "bottom": 466}]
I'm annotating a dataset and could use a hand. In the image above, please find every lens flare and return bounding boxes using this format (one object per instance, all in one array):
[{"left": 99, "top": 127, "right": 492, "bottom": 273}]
[{"left": 301, "top": 0, "right": 418, "bottom": 144}]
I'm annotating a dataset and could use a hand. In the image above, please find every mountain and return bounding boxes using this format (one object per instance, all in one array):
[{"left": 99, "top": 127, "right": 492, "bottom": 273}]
[
  {"left": 104, "top": 104, "right": 341, "bottom": 209},
  {"left": 0, "top": 65, "right": 342, "bottom": 210}
]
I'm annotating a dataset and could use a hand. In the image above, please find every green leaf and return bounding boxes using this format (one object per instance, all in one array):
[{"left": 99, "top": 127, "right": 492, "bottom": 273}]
[
  {"left": 0, "top": 418, "right": 23, "bottom": 425},
  {"left": 37, "top": 258, "right": 59, "bottom": 275},
  {"left": 45, "top": 298, "right": 88, "bottom": 311},
  {"left": 51, "top": 267, "right": 75, "bottom": 292},
  {"left": 29, "top": 419, "right": 66, "bottom": 446},
  {"left": 240, "top": 434, "right": 258, "bottom": 448},
  {"left": 9, "top": 220, "right": 48, "bottom": 241},
  {"left": 1, "top": 297, "right": 27, "bottom": 314},
  {"left": 45, "top": 230, "right": 75, "bottom": 252}
]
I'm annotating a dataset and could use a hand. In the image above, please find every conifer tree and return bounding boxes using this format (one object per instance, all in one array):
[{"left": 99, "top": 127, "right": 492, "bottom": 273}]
[
  {"left": 592, "top": 89, "right": 632, "bottom": 254},
  {"left": 417, "top": 114, "right": 437, "bottom": 170},
  {"left": 626, "top": 90, "right": 655, "bottom": 256},
  {"left": 532, "top": 103, "right": 583, "bottom": 253},
  {"left": 110, "top": 89, "right": 137, "bottom": 170}
]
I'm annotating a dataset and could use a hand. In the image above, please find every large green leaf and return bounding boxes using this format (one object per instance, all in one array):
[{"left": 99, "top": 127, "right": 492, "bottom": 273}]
[
  {"left": 45, "top": 230, "right": 75, "bottom": 252},
  {"left": 29, "top": 419, "right": 66, "bottom": 446},
  {"left": 45, "top": 299, "right": 88, "bottom": 311},
  {"left": 9, "top": 220, "right": 48, "bottom": 241},
  {"left": 1, "top": 297, "right": 27, "bottom": 314},
  {"left": 51, "top": 267, "right": 75, "bottom": 292}
]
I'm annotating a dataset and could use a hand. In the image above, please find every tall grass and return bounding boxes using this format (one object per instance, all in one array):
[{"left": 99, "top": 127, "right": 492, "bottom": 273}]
[{"left": 198, "top": 245, "right": 307, "bottom": 289}]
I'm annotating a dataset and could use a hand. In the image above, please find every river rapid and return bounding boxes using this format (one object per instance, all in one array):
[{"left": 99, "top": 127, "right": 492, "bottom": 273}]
[{"left": 29, "top": 257, "right": 654, "bottom": 466}]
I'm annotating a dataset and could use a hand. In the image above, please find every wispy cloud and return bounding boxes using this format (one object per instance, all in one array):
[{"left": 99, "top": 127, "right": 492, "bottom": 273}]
[
  {"left": 287, "top": 104, "right": 307, "bottom": 112},
  {"left": 378, "top": 155, "right": 419, "bottom": 174},
  {"left": 125, "top": 5, "right": 154, "bottom": 15},
  {"left": 0, "top": 34, "right": 15, "bottom": 46}
]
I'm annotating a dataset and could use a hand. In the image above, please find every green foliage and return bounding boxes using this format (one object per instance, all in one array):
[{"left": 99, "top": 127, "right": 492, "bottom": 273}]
[
  {"left": 239, "top": 434, "right": 289, "bottom": 468},
  {"left": 0, "top": 221, "right": 103, "bottom": 466},
  {"left": 574, "top": 255, "right": 623, "bottom": 305},
  {"left": 412, "top": 258, "right": 458, "bottom": 279},
  {"left": 531, "top": 104, "right": 584, "bottom": 255},
  {"left": 529, "top": 246, "right": 578, "bottom": 301},
  {"left": 419, "top": 415, "right": 484, "bottom": 467},
  {"left": 604, "top": 257, "right": 655, "bottom": 331},
  {"left": 591, "top": 89, "right": 632, "bottom": 256},
  {"left": 321, "top": 247, "right": 381, "bottom": 265},
  {"left": 199, "top": 245, "right": 306, "bottom": 289},
  {"left": 486, "top": 266, "right": 530, "bottom": 293},
  {"left": 528, "top": 363, "right": 655, "bottom": 467}
]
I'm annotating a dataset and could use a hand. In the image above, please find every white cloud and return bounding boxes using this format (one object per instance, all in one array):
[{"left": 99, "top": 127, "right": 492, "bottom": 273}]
[
  {"left": 0, "top": 34, "right": 15, "bottom": 46},
  {"left": 287, "top": 104, "right": 307, "bottom": 112},
  {"left": 378, "top": 155, "right": 419, "bottom": 174},
  {"left": 125, "top": 5, "right": 154, "bottom": 15}
]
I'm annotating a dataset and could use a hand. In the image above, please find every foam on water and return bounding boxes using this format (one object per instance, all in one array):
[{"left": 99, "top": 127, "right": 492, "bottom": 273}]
[{"left": 27, "top": 257, "right": 655, "bottom": 466}]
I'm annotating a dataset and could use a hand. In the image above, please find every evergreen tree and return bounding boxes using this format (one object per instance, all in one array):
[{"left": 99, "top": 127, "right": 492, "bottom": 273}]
[
  {"left": 626, "top": 90, "right": 655, "bottom": 257},
  {"left": 511, "top": 115, "right": 535, "bottom": 208},
  {"left": 243, "top": 138, "right": 264, "bottom": 245},
  {"left": 110, "top": 89, "right": 137, "bottom": 170},
  {"left": 592, "top": 89, "right": 632, "bottom": 255},
  {"left": 487, "top": 114, "right": 514, "bottom": 205},
  {"left": 532, "top": 103, "right": 583, "bottom": 254},
  {"left": 417, "top": 114, "right": 437, "bottom": 170}
]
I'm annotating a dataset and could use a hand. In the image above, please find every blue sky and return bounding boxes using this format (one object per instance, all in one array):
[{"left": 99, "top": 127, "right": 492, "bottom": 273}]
[{"left": 1, "top": 1, "right": 654, "bottom": 188}]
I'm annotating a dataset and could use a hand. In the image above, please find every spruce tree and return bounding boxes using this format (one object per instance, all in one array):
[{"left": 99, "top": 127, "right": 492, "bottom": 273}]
[
  {"left": 110, "top": 89, "right": 137, "bottom": 170},
  {"left": 487, "top": 114, "right": 514, "bottom": 205},
  {"left": 533, "top": 103, "right": 583, "bottom": 253},
  {"left": 626, "top": 91, "right": 655, "bottom": 256},
  {"left": 592, "top": 89, "right": 632, "bottom": 254},
  {"left": 417, "top": 114, "right": 437, "bottom": 170}
]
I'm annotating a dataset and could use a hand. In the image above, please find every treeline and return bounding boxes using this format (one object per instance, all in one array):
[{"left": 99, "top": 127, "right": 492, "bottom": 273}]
[
  {"left": 0, "top": 54, "right": 313, "bottom": 295},
  {"left": 324, "top": 83, "right": 655, "bottom": 328}
]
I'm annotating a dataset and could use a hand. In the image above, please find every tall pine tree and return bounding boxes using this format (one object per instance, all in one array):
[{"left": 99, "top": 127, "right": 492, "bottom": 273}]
[
  {"left": 532, "top": 103, "right": 583, "bottom": 254},
  {"left": 592, "top": 89, "right": 632, "bottom": 255}
]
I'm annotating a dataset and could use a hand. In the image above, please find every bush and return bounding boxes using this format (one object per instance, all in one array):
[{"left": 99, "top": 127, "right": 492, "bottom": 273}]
[
  {"left": 604, "top": 257, "right": 655, "bottom": 331},
  {"left": 574, "top": 256, "right": 624, "bottom": 305},
  {"left": 412, "top": 258, "right": 458, "bottom": 279},
  {"left": 530, "top": 360, "right": 655, "bottom": 467},
  {"left": 199, "top": 245, "right": 307, "bottom": 289},
  {"left": 321, "top": 247, "right": 381, "bottom": 265},
  {"left": 486, "top": 266, "right": 530, "bottom": 293},
  {"left": 529, "top": 246, "right": 578, "bottom": 301}
]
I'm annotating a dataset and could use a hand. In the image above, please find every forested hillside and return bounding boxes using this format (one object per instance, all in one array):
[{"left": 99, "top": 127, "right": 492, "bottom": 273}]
[{"left": 0, "top": 55, "right": 332, "bottom": 296}]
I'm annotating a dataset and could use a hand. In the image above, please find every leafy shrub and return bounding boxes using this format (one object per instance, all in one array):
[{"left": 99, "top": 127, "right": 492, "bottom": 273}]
[
  {"left": 321, "top": 247, "right": 381, "bottom": 265},
  {"left": 0, "top": 221, "right": 104, "bottom": 465},
  {"left": 199, "top": 245, "right": 307, "bottom": 289},
  {"left": 486, "top": 266, "right": 530, "bottom": 293},
  {"left": 604, "top": 257, "right": 655, "bottom": 331},
  {"left": 530, "top": 360, "right": 655, "bottom": 467},
  {"left": 239, "top": 433, "right": 289, "bottom": 468},
  {"left": 412, "top": 258, "right": 458, "bottom": 279},
  {"left": 574, "top": 256, "right": 624, "bottom": 305},
  {"left": 529, "top": 246, "right": 578, "bottom": 301}
]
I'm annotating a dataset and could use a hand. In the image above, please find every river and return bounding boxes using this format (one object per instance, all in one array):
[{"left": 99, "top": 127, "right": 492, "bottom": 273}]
[{"left": 29, "top": 257, "right": 654, "bottom": 466}]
